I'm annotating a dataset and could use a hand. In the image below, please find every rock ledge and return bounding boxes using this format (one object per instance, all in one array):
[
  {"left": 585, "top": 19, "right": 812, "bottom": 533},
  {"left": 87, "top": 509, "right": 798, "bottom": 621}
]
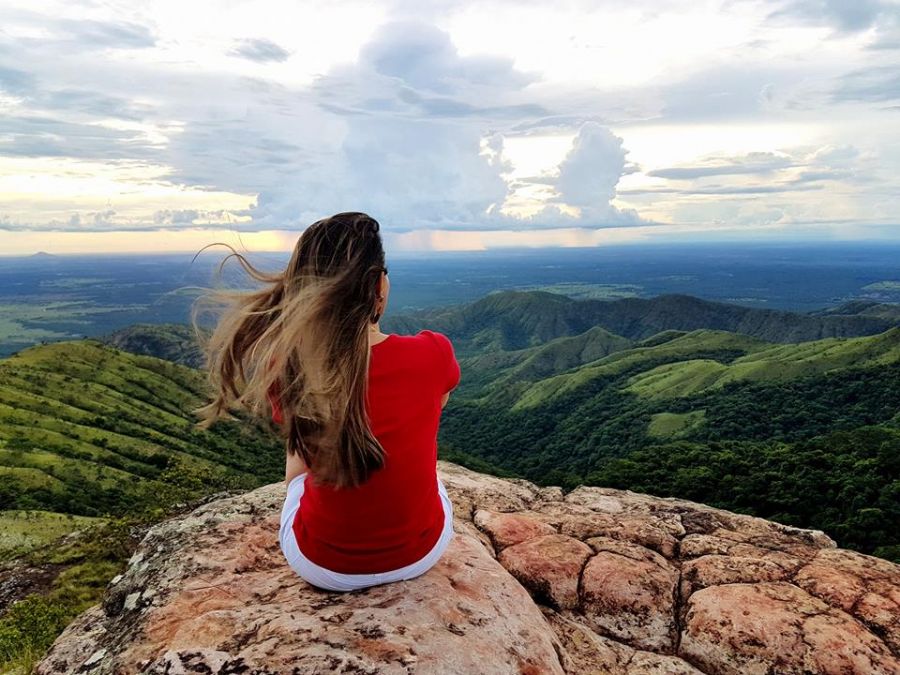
[{"left": 36, "top": 462, "right": 899, "bottom": 674}]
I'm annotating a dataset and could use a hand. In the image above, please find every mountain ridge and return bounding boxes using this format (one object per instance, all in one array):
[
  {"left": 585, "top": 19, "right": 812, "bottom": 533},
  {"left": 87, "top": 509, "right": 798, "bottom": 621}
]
[
  {"left": 384, "top": 290, "right": 900, "bottom": 354},
  {"left": 95, "top": 292, "right": 900, "bottom": 371}
]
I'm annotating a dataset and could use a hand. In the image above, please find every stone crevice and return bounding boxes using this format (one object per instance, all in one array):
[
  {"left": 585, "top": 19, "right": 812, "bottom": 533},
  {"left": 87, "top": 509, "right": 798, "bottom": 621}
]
[{"left": 672, "top": 566, "right": 685, "bottom": 656}]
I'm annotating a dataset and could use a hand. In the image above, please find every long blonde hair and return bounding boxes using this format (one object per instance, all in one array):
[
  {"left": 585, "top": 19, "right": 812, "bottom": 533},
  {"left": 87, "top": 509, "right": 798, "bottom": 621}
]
[{"left": 193, "top": 212, "right": 388, "bottom": 488}]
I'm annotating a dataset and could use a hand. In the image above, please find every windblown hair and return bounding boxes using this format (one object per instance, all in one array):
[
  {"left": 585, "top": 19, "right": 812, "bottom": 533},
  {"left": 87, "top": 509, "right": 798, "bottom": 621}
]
[{"left": 193, "top": 212, "right": 388, "bottom": 489}]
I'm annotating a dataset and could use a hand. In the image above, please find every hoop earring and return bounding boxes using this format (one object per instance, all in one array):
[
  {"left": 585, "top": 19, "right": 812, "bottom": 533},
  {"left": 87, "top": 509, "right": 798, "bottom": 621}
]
[{"left": 371, "top": 311, "right": 382, "bottom": 323}]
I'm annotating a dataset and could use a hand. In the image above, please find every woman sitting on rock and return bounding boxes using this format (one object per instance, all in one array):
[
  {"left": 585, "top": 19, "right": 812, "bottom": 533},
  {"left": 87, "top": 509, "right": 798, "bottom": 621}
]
[{"left": 195, "top": 212, "right": 459, "bottom": 592}]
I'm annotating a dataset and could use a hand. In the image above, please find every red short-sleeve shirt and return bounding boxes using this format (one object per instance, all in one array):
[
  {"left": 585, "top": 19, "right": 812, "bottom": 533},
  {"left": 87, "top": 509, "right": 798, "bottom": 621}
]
[{"left": 269, "top": 329, "right": 460, "bottom": 573}]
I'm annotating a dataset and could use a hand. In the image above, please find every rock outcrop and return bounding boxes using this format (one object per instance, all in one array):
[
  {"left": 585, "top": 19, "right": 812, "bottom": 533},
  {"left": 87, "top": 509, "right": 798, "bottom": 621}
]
[{"left": 36, "top": 462, "right": 900, "bottom": 674}]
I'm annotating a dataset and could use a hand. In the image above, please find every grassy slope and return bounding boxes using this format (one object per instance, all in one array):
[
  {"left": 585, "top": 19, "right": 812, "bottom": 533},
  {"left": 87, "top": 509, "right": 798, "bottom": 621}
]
[
  {"left": 625, "top": 327, "right": 900, "bottom": 400},
  {"left": 0, "top": 511, "right": 103, "bottom": 559},
  {"left": 444, "top": 327, "right": 900, "bottom": 465},
  {"left": 456, "top": 325, "right": 635, "bottom": 398},
  {"left": 511, "top": 329, "right": 771, "bottom": 410},
  {"left": 440, "top": 324, "right": 900, "bottom": 563},
  {"left": 647, "top": 411, "right": 707, "bottom": 439},
  {"left": 0, "top": 340, "right": 283, "bottom": 538},
  {"left": 0, "top": 340, "right": 284, "bottom": 673}
]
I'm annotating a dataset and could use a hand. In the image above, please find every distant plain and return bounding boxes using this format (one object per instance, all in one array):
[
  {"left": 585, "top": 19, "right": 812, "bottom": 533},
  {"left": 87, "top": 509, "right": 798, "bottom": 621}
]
[{"left": 3, "top": 242, "right": 900, "bottom": 357}]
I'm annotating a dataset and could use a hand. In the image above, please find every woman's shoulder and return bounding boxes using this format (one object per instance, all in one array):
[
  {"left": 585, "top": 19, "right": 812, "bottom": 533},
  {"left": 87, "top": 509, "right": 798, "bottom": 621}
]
[
  {"left": 413, "top": 328, "right": 450, "bottom": 340},
  {"left": 412, "top": 329, "right": 452, "bottom": 351}
]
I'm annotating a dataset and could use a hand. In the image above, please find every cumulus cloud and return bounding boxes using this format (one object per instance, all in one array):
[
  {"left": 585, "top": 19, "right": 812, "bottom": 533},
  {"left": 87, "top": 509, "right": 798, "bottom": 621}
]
[
  {"left": 310, "top": 21, "right": 543, "bottom": 118},
  {"left": 359, "top": 21, "right": 539, "bottom": 93},
  {"left": 152, "top": 208, "right": 251, "bottom": 226},
  {"left": 154, "top": 209, "right": 200, "bottom": 225},
  {"left": 227, "top": 23, "right": 643, "bottom": 232},
  {"left": 555, "top": 123, "right": 627, "bottom": 207},
  {"left": 249, "top": 114, "right": 516, "bottom": 231},
  {"left": 237, "top": 21, "right": 552, "bottom": 230},
  {"left": 500, "top": 122, "right": 647, "bottom": 229}
]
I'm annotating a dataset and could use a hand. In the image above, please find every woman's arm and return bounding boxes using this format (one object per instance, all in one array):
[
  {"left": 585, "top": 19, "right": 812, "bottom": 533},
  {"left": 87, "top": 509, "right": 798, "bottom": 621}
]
[
  {"left": 440, "top": 391, "right": 450, "bottom": 409},
  {"left": 285, "top": 451, "right": 308, "bottom": 488}
]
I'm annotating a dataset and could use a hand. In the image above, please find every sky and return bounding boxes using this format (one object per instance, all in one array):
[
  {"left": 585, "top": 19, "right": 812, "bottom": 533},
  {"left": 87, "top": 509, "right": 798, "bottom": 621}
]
[{"left": 0, "top": 0, "right": 899, "bottom": 255}]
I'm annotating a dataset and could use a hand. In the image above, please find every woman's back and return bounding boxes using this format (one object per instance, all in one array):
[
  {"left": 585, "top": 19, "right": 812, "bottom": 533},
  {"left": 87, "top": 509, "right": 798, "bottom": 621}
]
[
  {"left": 281, "top": 329, "right": 460, "bottom": 574},
  {"left": 197, "top": 212, "right": 460, "bottom": 590}
]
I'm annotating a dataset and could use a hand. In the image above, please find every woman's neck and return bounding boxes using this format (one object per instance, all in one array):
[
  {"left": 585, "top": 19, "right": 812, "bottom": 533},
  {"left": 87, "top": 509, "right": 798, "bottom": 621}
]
[{"left": 369, "top": 327, "right": 389, "bottom": 345}]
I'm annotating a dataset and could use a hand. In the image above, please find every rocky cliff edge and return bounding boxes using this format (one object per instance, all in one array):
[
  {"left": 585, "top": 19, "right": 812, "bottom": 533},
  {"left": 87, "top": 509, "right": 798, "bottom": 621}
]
[{"left": 35, "top": 461, "right": 900, "bottom": 674}]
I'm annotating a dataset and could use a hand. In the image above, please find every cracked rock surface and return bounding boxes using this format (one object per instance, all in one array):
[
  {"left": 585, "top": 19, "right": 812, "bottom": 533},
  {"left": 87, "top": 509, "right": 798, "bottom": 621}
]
[{"left": 35, "top": 461, "right": 900, "bottom": 674}]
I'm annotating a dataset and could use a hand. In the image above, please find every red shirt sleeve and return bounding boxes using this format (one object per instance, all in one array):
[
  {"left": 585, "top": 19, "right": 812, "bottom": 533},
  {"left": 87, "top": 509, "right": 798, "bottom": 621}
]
[{"left": 425, "top": 330, "right": 460, "bottom": 395}]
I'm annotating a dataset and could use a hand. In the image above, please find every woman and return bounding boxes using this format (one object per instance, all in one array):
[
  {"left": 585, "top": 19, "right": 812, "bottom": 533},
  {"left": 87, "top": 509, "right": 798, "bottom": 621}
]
[{"left": 195, "top": 211, "right": 460, "bottom": 592}]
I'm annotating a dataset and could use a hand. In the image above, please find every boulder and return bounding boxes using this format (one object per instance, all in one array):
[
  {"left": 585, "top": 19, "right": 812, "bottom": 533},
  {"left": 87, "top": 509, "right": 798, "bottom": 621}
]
[{"left": 35, "top": 461, "right": 900, "bottom": 674}]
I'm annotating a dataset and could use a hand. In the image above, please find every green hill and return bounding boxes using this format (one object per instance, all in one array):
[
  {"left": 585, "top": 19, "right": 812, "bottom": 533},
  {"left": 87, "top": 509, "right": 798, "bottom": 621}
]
[
  {"left": 102, "top": 323, "right": 206, "bottom": 368},
  {"left": 0, "top": 340, "right": 284, "bottom": 672},
  {"left": 501, "top": 326, "right": 634, "bottom": 382},
  {"left": 510, "top": 329, "right": 771, "bottom": 410},
  {"left": 625, "top": 327, "right": 900, "bottom": 400},
  {"left": 384, "top": 290, "right": 899, "bottom": 355},
  {"left": 439, "top": 324, "right": 900, "bottom": 562},
  {"left": 0, "top": 340, "right": 281, "bottom": 543},
  {"left": 454, "top": 326, "right": 634, "bottom": 396}
]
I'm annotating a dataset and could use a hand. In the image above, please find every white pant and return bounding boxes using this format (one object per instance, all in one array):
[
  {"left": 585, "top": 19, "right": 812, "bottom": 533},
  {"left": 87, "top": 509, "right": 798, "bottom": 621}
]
[{"left": 279, "top": 472, "right": 455, "bottom": 592}]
